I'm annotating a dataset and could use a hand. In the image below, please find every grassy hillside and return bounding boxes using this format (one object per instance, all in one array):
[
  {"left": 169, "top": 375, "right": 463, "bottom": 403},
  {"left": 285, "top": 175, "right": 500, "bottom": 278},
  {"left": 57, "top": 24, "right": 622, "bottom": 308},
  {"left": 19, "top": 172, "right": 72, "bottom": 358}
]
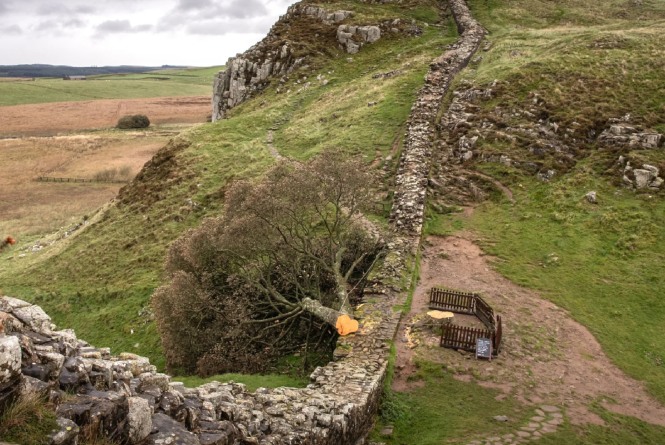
[
  {"left": 451, "top": 0, "right": 665, "bottom": 403},
  {"left": 0, "top": 0, "right": 453, "bottom": 370},
  {"left": 0, "top": 66, "right": 221, "bottom": 106},
  {"left": 1, "top": 0, "right": 665, "bottom": 442}
]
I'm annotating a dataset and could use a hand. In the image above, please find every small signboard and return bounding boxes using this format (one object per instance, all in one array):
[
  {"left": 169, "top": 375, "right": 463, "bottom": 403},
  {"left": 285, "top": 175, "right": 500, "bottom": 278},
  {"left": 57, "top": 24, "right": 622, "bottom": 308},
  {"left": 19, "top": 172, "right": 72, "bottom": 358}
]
[{"left": 476, "top": 337, "right": 492, "bottom": 360}]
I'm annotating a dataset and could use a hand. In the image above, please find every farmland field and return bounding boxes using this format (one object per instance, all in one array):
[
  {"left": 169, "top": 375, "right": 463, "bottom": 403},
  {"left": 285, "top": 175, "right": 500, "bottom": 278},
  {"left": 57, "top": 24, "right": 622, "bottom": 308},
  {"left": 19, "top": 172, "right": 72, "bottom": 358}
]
[
  {"left": 0, "top": 67, "right": 215, "bottom": 240},
  {"left": 0, "top": 66, "right": 222, "bottom": 106},
  {"left": 0, "top": 96, "right": 210, "bottom": 137}
]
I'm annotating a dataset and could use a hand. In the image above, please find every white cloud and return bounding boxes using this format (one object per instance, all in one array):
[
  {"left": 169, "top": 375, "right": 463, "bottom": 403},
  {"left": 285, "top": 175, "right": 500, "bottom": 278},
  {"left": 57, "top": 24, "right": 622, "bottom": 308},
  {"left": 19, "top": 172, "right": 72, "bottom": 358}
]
[{"left": 0, "top": 0, "right": 299, "bottom": 66}]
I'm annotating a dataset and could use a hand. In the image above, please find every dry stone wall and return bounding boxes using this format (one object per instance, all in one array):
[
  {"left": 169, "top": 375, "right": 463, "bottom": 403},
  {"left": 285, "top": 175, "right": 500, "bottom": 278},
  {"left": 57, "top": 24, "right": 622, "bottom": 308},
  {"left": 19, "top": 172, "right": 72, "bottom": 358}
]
[
  {"left": 389, "top": 1, "right": 486, "bottom": 235},
  {"left": 1, "top": 2, "right": 486, "bottom": 444}
]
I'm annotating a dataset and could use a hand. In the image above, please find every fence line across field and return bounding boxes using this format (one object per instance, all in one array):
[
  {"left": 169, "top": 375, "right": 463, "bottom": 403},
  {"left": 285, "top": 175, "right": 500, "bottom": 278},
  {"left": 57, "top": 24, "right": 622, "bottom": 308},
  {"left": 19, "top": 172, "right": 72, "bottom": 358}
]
[{"left": 35, "top": 176, "right": 129, "bottom": 184}]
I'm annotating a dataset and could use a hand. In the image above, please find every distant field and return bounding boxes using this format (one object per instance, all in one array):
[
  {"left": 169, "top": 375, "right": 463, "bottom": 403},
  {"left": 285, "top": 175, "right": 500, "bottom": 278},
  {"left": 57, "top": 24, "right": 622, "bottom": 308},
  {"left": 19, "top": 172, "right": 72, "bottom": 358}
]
[
  {"left": 0, "top": 66, "right": 222, "bottom": 106},
  {"left": 0, "top": 96, "right": 210, "bottom": 137},
  {"left": 0, "top": 130, "right": 181, "bottom": 238}
]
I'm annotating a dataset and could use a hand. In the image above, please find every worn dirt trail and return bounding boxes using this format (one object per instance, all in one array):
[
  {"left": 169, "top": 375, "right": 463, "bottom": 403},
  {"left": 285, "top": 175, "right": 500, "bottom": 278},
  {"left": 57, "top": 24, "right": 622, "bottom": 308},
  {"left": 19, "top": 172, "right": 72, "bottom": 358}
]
[{"left": 393, "top": 232, "right": 665, "bottom": 427}]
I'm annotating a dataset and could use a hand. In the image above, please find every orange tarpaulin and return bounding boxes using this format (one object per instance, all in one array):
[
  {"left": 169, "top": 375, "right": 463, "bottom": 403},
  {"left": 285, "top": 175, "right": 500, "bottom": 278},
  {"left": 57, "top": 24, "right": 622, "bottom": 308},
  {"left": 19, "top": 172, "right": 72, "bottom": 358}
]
[{"left": 336, "top": 314, "right": 359, "bottom": 336}]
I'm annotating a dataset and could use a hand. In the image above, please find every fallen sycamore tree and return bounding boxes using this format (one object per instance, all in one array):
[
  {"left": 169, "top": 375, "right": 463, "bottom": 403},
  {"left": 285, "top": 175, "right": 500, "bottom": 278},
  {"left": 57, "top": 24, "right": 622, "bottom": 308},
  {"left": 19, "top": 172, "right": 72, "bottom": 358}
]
[{"left": 153, "top": 153, "right": 384, "bottom": 375}]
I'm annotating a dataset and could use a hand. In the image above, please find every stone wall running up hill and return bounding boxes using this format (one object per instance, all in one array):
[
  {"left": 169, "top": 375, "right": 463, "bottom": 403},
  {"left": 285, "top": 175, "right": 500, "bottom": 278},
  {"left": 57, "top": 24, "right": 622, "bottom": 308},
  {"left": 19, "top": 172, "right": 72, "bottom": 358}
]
[
  {"left": 0, "top": 1, "right": 486, "bottom": 444},
  {"left": 389, "top": 1, "right": 486, "bottom": 235}
]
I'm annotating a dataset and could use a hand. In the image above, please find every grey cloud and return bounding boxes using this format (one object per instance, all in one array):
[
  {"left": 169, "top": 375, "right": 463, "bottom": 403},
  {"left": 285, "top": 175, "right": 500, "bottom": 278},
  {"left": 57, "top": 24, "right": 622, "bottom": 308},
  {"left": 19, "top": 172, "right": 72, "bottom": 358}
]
[
  {"left": 35, "top": 21, "right": 59, "bottom": 31},
  {"left": 176, "top": 0, "right": 215, "bottom": 11},
  {"left": 185, "top": 17, "right": 273, "bottom": 35},
  {"left": 74, "top": 5, "right": 97, "bottom": 14},
  {"left": 225, "top": 0, "right": 267, "bottom": 19},
  {"left": 0, "top": 24, "right": 22, "bottom": 35},
  {"left": 37, "top": 3, "right": 71, "bottom": 15},
  {"left": 0, "top": 4, "right": 7, "bottom": 15},
  {"left": 95, "top": 20, "right": 153, "bottom": 35},
  {"left": 63, "top": 18, "right": 86, "bottom": 29},
  {"left": 159, "top": 0, "right": 269, "bottom": 32}
]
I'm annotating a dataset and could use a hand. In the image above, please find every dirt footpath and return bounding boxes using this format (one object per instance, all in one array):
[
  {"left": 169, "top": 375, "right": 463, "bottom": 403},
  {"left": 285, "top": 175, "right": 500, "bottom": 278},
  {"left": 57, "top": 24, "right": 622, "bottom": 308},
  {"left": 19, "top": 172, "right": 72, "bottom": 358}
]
[
  {"left": 394, "top": 234, "right": 665, "bottom": 427},
  {"left": 0, "top": 96, "right": 210, "bottom": 137}
]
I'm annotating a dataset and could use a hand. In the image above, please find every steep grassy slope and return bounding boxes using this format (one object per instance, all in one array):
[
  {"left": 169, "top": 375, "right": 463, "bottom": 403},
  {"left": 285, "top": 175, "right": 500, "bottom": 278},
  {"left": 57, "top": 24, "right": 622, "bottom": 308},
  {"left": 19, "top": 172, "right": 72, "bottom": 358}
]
[{"left": 0, "top": 0, "right": 454, "bottom": 369}]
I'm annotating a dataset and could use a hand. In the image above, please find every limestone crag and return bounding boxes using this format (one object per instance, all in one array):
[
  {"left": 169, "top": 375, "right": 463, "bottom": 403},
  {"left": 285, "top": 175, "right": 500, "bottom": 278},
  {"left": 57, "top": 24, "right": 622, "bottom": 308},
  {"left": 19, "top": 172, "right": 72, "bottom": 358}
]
[
  {"left": 389, "top": 0, "right": 486, "bottom": 235},
  {"left": 212, "top": 3, "right": 354, "bottom": 121},
  {"left": 212, "top": 2, "right": 421, "bottom": 121},
  {"left": 337, "top": 25, "right": 381, "bottom": 54},
  {"left": 598, "top": 117, "right": 664, "bottom": 149},
  {"left": 438, "top": 85, "right": 665, "bottom": 189},
  {"left": 619, "top": 157, "right": 664, "bottom": 189},
  {"left": 301, "top": 5, "right": 353, "bottom": 24}
]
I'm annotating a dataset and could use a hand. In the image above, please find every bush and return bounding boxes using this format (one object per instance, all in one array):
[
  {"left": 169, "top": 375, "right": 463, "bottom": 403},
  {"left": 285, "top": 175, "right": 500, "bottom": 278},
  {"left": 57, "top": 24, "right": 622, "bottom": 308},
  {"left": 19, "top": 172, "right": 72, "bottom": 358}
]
[{"left": 116, "top": 114, "right": 150, "bottom": 129}]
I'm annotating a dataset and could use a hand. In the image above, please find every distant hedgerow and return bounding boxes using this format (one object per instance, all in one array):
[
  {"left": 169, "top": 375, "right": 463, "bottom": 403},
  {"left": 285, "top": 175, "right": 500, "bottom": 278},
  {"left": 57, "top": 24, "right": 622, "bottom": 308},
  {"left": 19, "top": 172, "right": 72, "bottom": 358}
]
[{"left": 116, "top": 114, "right": 150, "bottom": 129}]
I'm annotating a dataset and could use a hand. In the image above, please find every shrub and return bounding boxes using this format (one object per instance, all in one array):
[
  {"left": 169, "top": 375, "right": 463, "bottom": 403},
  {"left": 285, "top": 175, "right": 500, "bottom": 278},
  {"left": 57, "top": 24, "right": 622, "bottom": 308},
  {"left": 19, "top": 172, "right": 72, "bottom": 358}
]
[
  {"left": 0, "top": 392, "right": 58, "bottom": 445},
  {"left": 116, "top": 114, "right": 150, "bottom": 129},
  {"left": 93, "top": 168, "right": 118, "bottom": 182}
]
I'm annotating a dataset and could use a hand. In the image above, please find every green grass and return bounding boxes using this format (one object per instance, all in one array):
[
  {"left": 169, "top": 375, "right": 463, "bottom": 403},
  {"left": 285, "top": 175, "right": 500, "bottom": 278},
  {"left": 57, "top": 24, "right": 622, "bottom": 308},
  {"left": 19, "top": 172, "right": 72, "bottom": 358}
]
[
  {"left": 373, "top": 361, "right": 665, "bottom": 444},
  {"left": 0, "top": 393, "right": 59, "bottom": 445},
  {"left": 372, "top": 361, "right": 533, "bottom": 444},
  {"left": 173, "top": 373, "right": 308, "bottom": 391},
  {"left": 426, "top": 0, "right": 665, "bottom": 406},
  {"left": 0, "top": 1, "right": 455, "bottom": 369},
  {"left": 462, "top": 165, "right": 665, "bottom": 404},
  {"left": 0, "top": 66, "right": 222, "bottom": 106},
  {"left": 538, "top": 409, "right": 665, "bottom": 445}
]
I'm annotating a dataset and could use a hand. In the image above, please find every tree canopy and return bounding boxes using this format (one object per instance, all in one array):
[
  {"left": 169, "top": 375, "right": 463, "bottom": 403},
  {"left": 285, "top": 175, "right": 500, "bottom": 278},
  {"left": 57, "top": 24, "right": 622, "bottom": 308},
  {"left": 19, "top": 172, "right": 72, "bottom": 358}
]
[{"left": 153, "top": 153, "right": 383, "bottom": 375}]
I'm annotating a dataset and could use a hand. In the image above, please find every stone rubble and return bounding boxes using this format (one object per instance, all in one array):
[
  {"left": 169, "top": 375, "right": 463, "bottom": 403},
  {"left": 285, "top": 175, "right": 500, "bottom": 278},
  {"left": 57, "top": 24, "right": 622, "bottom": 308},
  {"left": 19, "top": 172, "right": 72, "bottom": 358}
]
[
  {"left": 337, "top": 24, "right": 381, "bottom": 54},
  {"left": 620, "top": 157, "right": 664, "bottom": 190},
  {"left": 466, "top": 405, "right": 563, "bottom": 445},
  {"left": 598, "top": 116, "right": 664, "bottom": 149},
  {"left": 0, "top": 294, "right": 393, "bottom": 445},
  {"left": 435, "top": 83, "right": 665, "bottom": 192}
]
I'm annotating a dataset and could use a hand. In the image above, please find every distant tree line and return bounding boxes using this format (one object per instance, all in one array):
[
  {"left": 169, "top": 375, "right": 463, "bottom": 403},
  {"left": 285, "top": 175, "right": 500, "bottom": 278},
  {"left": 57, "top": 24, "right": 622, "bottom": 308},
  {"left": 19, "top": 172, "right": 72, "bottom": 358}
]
[{"left": 0, "top": 64, "right": 186, "bottom": 78}]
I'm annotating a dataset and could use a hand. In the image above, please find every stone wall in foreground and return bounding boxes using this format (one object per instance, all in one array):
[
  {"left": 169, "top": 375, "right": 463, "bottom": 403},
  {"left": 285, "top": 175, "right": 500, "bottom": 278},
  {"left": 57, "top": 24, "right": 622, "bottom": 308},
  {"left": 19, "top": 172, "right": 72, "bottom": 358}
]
[{"left": 0, "top": 2, "right": 485, "bottom": 444}]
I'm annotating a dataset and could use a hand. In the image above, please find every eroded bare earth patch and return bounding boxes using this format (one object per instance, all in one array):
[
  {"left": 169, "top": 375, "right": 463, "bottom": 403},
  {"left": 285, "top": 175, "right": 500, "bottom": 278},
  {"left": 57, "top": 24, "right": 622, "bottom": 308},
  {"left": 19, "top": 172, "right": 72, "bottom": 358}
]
[{"left": 395, "top": 233, "right": 665, "bottom": 427}]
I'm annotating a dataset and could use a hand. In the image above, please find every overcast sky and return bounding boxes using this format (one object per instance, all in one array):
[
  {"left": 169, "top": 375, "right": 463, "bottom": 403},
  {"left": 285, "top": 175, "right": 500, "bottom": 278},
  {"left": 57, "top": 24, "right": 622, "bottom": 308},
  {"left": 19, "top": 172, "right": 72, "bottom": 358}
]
[{"left": 0, "top": 0, "right": 299, "bottom": 67}]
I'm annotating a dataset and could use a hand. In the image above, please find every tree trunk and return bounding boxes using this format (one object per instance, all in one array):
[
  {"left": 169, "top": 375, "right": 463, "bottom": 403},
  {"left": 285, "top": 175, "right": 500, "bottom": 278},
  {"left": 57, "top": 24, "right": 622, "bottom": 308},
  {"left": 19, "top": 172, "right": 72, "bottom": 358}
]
[{"left": 301, "top": 297, "right": 346, "bottom": 328}]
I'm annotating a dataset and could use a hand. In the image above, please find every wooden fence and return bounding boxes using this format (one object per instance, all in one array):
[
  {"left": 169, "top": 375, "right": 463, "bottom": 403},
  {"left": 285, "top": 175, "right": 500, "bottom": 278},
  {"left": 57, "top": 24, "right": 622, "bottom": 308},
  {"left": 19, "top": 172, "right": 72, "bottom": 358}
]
[
  {"left": 429, "top": 287, "right": 503, "bottom": 355},
  {"left": 429, "top": 287, "right": 476, "bottom": 314},
  {"left": 439, "top": 315, "right": 503, "bottom": 354},
  {"left": 36, "top": 176, "right": 128, "bottom": 184},
  {"left": 475, "top": 295, "right": 495, "bottom": 330}
]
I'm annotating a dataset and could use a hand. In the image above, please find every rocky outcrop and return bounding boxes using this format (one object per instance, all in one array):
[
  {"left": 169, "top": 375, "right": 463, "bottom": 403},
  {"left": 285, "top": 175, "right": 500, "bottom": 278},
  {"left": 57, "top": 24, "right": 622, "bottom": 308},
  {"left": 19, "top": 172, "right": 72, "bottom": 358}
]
[
  {"left": 212, "top": 2, "right": 421, "bottom": 121},
  {"left": 598, "top": 117, "right": 664, "bottom": 149},
  {"left": 619, "top": 157, "right": 664, "bottom": 189},
  {"left": 337, "top": 24, "right": 381, "bottom": 53},
  {"left": 301, "top": 5, "right": 353, "bottom": 24},
  {"left": 212, "top": 3, "right": 354, "bottom": 121},
  {"left": 389, "top": 0, "right": 486, "bottom": 235}
]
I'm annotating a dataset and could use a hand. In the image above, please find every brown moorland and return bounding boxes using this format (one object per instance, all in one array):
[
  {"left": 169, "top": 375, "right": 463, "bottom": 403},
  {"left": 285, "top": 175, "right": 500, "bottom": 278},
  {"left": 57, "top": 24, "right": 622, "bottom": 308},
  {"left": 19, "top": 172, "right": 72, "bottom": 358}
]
[
  {"left": 0, "top": 95, "right": 209, "bottom": 137},
  {"left": 0, "top": 96, "right": 210, "bottom": 239}
]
